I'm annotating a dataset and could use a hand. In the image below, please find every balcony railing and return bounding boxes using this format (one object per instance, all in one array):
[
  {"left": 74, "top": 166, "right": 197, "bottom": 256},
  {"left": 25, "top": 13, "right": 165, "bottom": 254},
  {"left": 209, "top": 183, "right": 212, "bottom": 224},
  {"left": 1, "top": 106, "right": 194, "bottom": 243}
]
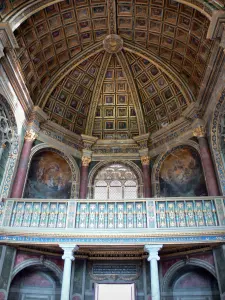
[{"left": 0, "top": 197, "right": 224, "bottom": 231}]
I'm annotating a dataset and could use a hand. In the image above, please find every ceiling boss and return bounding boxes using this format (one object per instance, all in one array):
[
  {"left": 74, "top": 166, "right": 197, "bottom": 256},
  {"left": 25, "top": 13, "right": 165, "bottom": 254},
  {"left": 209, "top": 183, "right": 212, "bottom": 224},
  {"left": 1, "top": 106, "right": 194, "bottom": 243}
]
[{"left": 103, "top": 34, "right": 123, "bottom": 53}]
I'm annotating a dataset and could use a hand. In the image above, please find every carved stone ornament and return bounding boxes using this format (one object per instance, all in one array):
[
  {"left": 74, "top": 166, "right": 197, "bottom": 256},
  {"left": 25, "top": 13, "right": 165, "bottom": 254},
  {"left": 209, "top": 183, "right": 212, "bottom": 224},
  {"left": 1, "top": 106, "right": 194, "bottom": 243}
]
[
  {"left": 24, "top": 129, "right": 38, "bottom": 141},
  {"left": 103, "top": 34, "right": 123, "bottom": 53},
  {"left": 193, "top": 126, "right": 206, "bottom": 138},
  {"left": 82, "top": 156, "right": 91, "bottom": 166},
  {"left": 141, "top": 156, "right": 150, "bottom": 166}
]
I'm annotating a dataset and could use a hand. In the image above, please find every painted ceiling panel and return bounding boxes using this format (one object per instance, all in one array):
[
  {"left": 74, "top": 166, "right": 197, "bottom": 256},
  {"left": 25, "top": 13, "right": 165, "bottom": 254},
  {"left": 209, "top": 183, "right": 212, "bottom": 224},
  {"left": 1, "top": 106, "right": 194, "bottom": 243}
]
[
  {"left": 118, "top": 0, "right": 214, "bottom": 97},
  {"left": 125, "top": 51, "right": 187, "bottom": 133},
  {"left": 14, "top": 1, "right": 108, "bottom": 102},
  {"left": 92, "top": 54, "right": 139, "bottom": 139},
  {"left": 43, "top": 52, "right": 104, "bottom": 135}
]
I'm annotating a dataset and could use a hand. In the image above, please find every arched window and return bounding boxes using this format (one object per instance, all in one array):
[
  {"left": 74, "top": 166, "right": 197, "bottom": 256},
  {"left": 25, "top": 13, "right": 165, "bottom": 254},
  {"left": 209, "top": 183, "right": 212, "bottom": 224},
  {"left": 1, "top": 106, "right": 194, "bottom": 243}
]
[
  {"left": 0, "top": 103, "right": 13, "bottom": 187},
  {"left": 94, "top": 163, "right": 138, "bottom": 199}
]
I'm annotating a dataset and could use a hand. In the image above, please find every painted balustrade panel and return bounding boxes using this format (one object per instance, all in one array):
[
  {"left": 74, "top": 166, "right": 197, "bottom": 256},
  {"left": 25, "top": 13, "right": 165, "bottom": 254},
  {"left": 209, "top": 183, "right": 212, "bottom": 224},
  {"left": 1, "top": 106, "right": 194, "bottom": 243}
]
[
  {"left": 10, "top": 201, "right": 68, "bottom": 228},
  {"left": 155, "top": 199, "right": 218, "bottom": 228},
  {"left": 75, "top": 201, "right": 147, "bottom": 229},
  {"left": 0, "top": 197, "right": 223, "bottom": 230}
]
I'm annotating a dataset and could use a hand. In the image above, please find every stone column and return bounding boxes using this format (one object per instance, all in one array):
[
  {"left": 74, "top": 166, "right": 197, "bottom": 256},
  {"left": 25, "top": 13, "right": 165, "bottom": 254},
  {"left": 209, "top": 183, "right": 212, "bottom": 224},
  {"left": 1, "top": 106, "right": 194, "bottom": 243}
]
[
  {"left": 141, "top": 155, "right": 152, "bottom": 198},
  {"left": 193, "top": 126, "right": 220, "bottom": 196},
  {"left": 60, "top": 244, "right": 79, "bottom": 300},
  {"left": 11, "top": 129, "right": 37, "bottom": 198},
  {"left": 144, "top": 245, "right": 163, "bottom": 300},
  {"left": 79, "top": 156, "right": 91, "bottom": 199}
]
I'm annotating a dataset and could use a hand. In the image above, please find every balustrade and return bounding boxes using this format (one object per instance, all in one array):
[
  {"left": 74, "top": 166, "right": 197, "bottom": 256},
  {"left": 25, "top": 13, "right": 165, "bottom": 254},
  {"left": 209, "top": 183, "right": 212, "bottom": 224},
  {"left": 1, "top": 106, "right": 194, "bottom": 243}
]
[{"left": 0, "top": 197, "right": 224, "bottom": 231}]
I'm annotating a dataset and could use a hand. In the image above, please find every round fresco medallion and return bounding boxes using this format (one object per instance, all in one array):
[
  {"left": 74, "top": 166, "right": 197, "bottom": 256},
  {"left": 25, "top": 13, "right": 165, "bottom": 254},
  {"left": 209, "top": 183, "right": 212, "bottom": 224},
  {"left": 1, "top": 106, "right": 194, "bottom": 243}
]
[{"left": 103, "top": 34, "right": 123, "bottom": 53}]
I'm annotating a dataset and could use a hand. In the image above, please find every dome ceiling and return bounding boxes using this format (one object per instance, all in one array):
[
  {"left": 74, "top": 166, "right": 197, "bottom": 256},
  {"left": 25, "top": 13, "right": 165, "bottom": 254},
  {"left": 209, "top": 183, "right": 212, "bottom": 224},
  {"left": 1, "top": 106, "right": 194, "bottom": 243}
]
[{"left": 11, "top": 0, "right": 217, "bottom": 138}]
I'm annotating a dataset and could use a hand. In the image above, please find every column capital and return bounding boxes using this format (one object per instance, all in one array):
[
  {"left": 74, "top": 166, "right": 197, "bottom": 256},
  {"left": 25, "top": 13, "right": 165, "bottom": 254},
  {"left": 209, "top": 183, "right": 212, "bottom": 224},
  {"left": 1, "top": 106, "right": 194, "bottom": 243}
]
[
  {"left": 82, "top": 156, "right": 91, "bottom": 167},
  {"left": 59, "top": 244, "right": 79, "bottom": 261},
  {"left": 141, "top": 155, "right": 150, "bottom": 166},
  {"left": 193, "top": 125, "right": 206, "bottom": 138},
  {"left": 24, "top": 129, "right": 38, "bottom": 141},
  {"left": 144, "top": 245, "right": 163, "bottom": 261}
]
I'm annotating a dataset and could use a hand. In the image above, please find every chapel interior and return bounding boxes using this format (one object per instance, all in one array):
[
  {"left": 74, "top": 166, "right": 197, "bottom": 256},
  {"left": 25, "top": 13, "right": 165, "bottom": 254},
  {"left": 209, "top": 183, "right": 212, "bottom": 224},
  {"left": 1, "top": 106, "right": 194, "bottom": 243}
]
[{"left": 0, "top": 0, "right": 225, "bottom": 299}]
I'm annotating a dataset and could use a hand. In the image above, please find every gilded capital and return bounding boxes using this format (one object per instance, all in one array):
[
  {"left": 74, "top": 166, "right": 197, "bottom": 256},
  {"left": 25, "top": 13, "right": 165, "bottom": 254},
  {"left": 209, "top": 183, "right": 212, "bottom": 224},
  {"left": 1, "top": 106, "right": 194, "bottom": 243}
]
[
  {"left": 24, "top": 129, "right": 38, "bottom": 141},
  {"left": 82, "top": 156, "right": 91, "bottom": 167},
  {"left": 193, "top": 126, "right": 206, "bottom": 138},
  {"left": 141, "top": 156, "right": 150, "bottom": 166}
]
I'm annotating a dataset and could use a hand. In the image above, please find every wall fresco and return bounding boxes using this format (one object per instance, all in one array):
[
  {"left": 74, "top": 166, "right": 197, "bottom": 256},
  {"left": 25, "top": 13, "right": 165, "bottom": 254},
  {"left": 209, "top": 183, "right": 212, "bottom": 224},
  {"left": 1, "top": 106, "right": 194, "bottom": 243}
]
[
  {"left": 24, "top": 151, "right": 72, "bottom": 199},
  {"left": 159, "top": 147, "right": 207, "bottom": 197}
]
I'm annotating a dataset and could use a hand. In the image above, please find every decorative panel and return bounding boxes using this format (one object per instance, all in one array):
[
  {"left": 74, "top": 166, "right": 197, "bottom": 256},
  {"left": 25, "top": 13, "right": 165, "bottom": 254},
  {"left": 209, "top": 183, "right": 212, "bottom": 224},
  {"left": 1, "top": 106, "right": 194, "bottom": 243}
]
[
  {"left": 118, "top": 0, "right": 214, "bottom": 97},
  {"left": 14, "top": 2, "right": 108, "bottom": 102},
  {"left": 43, "top": 52, "right": 103, "bottom": 134},
  {"left": 92, "top": 55, "right": 139, "bottom": 139},
  {"left": 126, "top": 51, "right": 186, "bottom": 133}
]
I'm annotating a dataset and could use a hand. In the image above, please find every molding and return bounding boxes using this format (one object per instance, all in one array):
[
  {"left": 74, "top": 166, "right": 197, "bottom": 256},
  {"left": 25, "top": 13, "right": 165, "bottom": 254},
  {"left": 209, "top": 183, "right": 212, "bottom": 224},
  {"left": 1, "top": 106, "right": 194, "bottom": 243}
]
[{"left": 107, "top": 0, "right": 117, "bottom": 34}]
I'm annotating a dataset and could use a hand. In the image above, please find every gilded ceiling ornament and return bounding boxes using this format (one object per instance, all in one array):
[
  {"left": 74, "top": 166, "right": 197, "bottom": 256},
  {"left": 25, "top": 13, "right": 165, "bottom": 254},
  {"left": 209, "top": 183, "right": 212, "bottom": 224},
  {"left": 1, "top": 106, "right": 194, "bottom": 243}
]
[
  {"left": 82, "top": 156, "right": 91, "bottom": 167},
  {"left": 103, "top": 34, "right": 123, "bottom": 53},
  {"left": 24, "top": 129, "right": 38, "bottom": 141},
  {"left": 193, "top": 126, "right": 206, "bottom": 138},
  {"left": 141, "top": 156, "right": 150, "bottom": 166}
]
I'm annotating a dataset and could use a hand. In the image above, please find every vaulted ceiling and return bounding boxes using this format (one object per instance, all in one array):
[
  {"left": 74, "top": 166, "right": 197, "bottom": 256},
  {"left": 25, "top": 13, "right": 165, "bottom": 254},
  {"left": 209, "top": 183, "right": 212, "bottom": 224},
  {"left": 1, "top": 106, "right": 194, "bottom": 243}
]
[{"left": 9, "top": 0, "right": 218, "bottom": 138}]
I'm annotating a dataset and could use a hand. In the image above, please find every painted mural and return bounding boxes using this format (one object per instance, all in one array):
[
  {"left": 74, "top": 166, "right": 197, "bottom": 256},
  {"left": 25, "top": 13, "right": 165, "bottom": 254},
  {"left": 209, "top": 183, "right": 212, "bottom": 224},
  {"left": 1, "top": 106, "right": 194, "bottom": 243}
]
[
  {"left": 24, "top": 151, "right": 72, "bottom": 199},
  {"left": 159, "top": 147, "right": 207, "bottom": 197}
]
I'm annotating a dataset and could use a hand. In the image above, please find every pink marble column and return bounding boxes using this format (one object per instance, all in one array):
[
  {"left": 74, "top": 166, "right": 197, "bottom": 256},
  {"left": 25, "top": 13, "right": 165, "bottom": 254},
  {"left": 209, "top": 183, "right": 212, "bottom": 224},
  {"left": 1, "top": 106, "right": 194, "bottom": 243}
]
[
  {"left": 141, "top": 156, "right": 152, "bottom": 198},
  {"left": 193, "top": 126, "right": 220, "bottom": 196},
  {"left": 79, "top": 156, "right": 91, "bottom": 199},
  {"left": 11, "top": 129, "right": 37, "bottom": 198}
]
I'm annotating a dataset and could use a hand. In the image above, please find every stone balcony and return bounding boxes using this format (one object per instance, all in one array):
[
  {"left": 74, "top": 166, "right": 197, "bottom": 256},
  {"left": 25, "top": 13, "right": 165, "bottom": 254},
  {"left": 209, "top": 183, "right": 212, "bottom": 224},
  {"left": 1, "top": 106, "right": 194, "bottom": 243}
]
[{"left": 0, "top": 197, "right": 225, "bottom": 246}]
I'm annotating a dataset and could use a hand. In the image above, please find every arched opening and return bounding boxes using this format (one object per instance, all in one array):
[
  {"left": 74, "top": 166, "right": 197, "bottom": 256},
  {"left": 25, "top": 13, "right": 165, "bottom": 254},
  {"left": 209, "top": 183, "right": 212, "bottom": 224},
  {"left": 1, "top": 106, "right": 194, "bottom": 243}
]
[
  {"left": 164, "top": 265, "right": 220, "bottom": 300},
  {"left": 8, "top": 265, "right": 61, "bottom": 300},
  {"left": 153, "top": 145, "right": 207, "bottom": 197},
  {"left": 24, "top": 150, "right": 72, "bottom": 199},
  {"left": 92, "top": 163, "right": 139, "bottom": 199}
]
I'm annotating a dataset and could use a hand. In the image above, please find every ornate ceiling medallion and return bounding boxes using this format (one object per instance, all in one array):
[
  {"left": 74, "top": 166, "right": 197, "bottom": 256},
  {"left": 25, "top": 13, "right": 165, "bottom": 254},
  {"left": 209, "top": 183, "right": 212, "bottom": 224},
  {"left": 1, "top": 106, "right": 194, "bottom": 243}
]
[{"left": 103, "top": 34, "right": 123, "bottom": 53}]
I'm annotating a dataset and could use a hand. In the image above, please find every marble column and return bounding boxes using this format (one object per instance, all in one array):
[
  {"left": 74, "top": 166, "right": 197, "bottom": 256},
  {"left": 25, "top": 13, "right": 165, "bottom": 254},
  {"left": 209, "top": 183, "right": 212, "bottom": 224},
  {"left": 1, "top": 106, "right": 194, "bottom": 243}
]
[
  {"left": 144, "top": 245, "right": 163, "bottom": 300},
  {"left": 141, "top": 156, "right": 152, "bottom": 198},
  {"left": 193, "top": 126, "right": 220, "bottom": 196},
  {"left": 60, "top": 244, "right": 79, "bottom": 300},
  {"left": 79, "top": 156, "right": 91, "bottom": 199},
  {"left": 11, "top": 129, "right": 37, "bottom": 198}
]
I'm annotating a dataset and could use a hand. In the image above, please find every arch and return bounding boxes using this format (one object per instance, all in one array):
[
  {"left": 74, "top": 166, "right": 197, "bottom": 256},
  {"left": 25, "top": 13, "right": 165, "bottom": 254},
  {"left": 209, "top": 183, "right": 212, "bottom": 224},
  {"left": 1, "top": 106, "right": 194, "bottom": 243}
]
[
  {"left": 0, "top": 94, "right": 19, "bottom": 198},
  {"left": 209, "top": 88, "right": 225, "bottom": 195},
  {"left": 11, "top": 258, "right": 63, "bottom": 284},
  {"left": 152, "top": 142, "right": 204, "bottom": 197},
  {"left": 161, "top": 258, "right": 217, "bottom": 293},
  {"left": 88, "top": 160, "right": 143, "bottom": 198},
  {"left": 3, "top": 0, "right": 214, "bottom": 33},
  {"left": 24, "top": 143, "right": 80, "bottom": 198}
]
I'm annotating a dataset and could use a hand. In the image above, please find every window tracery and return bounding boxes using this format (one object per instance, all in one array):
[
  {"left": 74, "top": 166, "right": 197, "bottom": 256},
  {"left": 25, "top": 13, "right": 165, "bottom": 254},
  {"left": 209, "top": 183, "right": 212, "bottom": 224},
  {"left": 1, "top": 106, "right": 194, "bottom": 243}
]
[
  {"left": 0, "top": 103, "right": 14, "bottom": 186},
  {"left": 94, "top": 163, "right": 138, "bottom": 199}
]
